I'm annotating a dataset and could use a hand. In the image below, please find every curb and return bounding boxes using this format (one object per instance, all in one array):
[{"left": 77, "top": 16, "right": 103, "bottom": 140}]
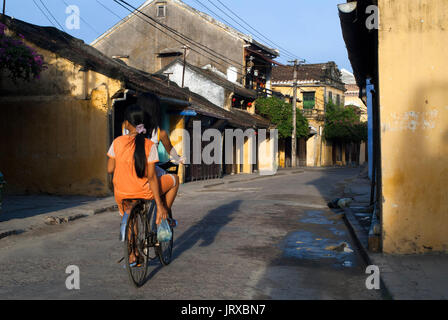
[
  {"left": 342, "top": 207, "right": 393, "bottom": 300},
  {"left": 0, "top": 229, "right": 25, "bottom": 240},
  {"left": 0, "top": 203, "right": 118, "bottom": 241}
]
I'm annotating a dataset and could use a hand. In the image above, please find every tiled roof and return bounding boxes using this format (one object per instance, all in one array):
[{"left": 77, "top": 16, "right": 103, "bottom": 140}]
[
  {"left": 4, "top": 16, "right": 272, "bottom": 129},
  {"left": 272, "top": 62, "right": 344, "bottom": 86},
  {"left": 157, "top": 59, "right": 258, "bottom": 99}
]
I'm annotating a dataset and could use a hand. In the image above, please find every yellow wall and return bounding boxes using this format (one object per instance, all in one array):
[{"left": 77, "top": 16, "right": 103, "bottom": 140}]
[
  {"left": 273, "top": 84, "right": 345, "bottom": 167},
  {"left": 258, "top": 132, "right": 277, "bottom": 174},
  {"left": 379, "top": 0, "right": 448, "bottom": 253},
  {"left": 0, "top": 42, "right": 122, "bottom": 196},
  {"left": 272, "top": 85, "right": 331, "bottom": 112},
  {"left": 345, "top": 96, "right": 368, "bottom": 122},
  {"left": 169, "top": 115, "right": 186, "bottom": 183}
]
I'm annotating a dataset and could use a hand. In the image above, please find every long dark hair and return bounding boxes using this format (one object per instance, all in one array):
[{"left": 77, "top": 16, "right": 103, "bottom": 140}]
[
  {"left": 124, "top": 104, "right": 147, "bottom": 178},
  {"left": 137, "top": 92, "right": 161, "bottom": 137}
]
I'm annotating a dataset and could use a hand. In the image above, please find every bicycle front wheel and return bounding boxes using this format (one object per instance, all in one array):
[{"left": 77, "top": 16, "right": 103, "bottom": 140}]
[{"left": 124, "top": 204, "right": 149, "bottom": 287}]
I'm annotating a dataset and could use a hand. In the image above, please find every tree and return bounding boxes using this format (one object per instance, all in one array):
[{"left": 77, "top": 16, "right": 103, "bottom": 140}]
[
  {"left": 323, "top": 100, "right": 367, "bottom": 142},
  {"left": 255, "top": 97, "right": 309, "bottom": 139}
]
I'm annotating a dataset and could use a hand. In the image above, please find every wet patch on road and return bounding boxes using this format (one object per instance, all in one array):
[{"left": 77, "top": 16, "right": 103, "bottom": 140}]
[
  {"left": 281, "top": 230, "right": 356, "bottom": 268},
  {"left": 299, "top": 210, "right": 333, "bottom": 225},
  {"left": 329, "top": 227, "right": 346, "bottom": 236}
]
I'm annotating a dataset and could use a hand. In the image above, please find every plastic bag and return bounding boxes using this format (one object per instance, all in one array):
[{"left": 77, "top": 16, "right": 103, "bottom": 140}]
[{"left": 157, "top": 219, "right": 172, "bottom": 242}]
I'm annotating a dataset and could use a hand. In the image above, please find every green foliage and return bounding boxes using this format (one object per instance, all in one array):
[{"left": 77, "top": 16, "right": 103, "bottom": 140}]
[
  {"left": 255, "top": 97, "right": 309, "bottom": 139},
  {"left": 0, "top": 23, "right": 47, "bottom": 82},
  {"left": 323, "top": 101, "right": 367, "bottom": 142}
]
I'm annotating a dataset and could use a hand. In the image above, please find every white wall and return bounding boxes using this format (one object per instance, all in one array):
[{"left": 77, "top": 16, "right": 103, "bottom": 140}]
[{"left": 163, "top": 62, "right": 226, "bottom": 108}]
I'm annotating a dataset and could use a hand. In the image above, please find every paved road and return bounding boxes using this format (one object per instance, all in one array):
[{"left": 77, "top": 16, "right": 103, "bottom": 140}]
[{"left": 0, "top": 168, "right": 382, "bottom": 299}]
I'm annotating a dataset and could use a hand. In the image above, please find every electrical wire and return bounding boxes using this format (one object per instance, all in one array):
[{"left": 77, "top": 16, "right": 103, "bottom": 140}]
[
  {"left": 37, "top": 0, "right": 66, "bottom": 32},
  {"left": 113, "top": 0, "right": 246, "bottom": 77},
  {"left": 116, "top": 0, "right": 245, "bottom": 69},
  {"left": 212, "top": 0, "right": 306, "bottom": 62},
  {"left": 199, "top": 0, "right": 296, "bottom": 60},
  {"left": 32, "top": 0, "right": 56, "bottom": 28}
]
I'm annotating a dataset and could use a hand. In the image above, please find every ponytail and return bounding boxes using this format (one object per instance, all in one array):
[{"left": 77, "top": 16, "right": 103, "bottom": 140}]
[
  {"left": 134, "top": 132, "right": 147, "bottom": 178},
  {"left": 124, "top": 105, "right": 148, "bottom": 178}
]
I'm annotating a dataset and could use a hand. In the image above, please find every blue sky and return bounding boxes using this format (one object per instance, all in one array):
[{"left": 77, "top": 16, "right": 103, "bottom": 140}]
[{"left": 5, "top": 0, "right": 352, "bottom": 71}]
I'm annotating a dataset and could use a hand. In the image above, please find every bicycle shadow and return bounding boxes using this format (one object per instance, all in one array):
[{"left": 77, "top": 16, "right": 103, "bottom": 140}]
[
  {"left": 173, "top": 200, "right": 243, "bottom": 259},
  {"left": 140, "top": 200, "right": 243, "bottom": 285}
]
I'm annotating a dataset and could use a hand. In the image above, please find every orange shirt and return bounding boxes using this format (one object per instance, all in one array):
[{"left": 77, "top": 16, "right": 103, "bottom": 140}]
[{"left": 107, "top": 135, "right": 159, "bottom": 201}]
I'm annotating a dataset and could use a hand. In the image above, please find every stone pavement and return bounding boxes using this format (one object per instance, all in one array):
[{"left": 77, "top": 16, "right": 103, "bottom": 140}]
[
  {"left": 0, "top": 166, "right": 381, "bottom": 299},
  {"left": 341, "top": 165, "right": 448, "bottom": 300},
  {"left": 0, "top": 168, "right": 304, "bottom": 241}
]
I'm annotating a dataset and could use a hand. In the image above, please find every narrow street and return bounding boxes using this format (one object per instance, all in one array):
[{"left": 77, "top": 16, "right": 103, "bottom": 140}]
[{"left": 0, "top": 168, "right": 382, "bottom": 299}]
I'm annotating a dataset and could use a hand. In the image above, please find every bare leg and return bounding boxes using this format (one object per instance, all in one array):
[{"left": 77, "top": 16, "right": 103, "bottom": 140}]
[{"left": 164, "top": 174, "right": 180, "bottom": 210}]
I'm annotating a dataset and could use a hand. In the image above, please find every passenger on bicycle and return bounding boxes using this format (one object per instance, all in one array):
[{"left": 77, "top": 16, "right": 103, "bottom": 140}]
[
  {"left": 138, "top": 93, "right": 185, "bottom": 226},
  {"left": 107, "top": 105, "right": 180, "bottom": 264}
]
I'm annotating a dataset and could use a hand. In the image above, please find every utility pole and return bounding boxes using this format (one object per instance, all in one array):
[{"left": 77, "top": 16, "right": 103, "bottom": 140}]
[
  {"left": 181, "top": 45, "right": 189, "bottom": 88},
  {"left": 289, "top": 59, "right": 298, "bottom": 167},
  {"left": 2, "top": 0, "right": 5, "bottom": 22}
]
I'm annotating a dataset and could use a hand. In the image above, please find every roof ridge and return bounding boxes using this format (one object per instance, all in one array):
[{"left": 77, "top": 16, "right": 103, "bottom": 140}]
[{"left": 91, "top": 0, "right": 278, "bottom": 56}]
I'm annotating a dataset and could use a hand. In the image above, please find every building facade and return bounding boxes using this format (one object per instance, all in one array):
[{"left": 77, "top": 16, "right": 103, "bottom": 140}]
[
  {"left": 272, "top": 62, "right": 347, "bottom": 167},
  {"left": 339, "top": 0, "right": 448, "bottom": 254},
  {"left": 0, "top": 17, "right": 276, "bottom": 196},
  {"left": 91, "top": 0, "right": 279, "bottom": 93}
]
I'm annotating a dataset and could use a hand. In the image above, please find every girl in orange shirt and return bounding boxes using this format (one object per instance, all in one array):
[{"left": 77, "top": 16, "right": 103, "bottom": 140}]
[{"left": 107, "top": 105, "right": 179, "bottom": 264}]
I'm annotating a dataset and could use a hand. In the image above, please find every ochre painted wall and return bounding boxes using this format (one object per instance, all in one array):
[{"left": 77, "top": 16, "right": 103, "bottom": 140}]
[
  {"left": 272, "top": 84, "right": 345, "bottom": 167},
  {"left": 379, "top": 0, "right": 448, "bottom": 253},
  {"left": 0, "top": 42, "right": 122, "bottom": 196},
  {"left": 169, "top": 114, "right": 186, "bottom": 183}
]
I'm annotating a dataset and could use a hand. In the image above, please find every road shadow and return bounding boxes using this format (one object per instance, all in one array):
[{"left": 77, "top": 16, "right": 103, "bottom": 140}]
[
  {"left": 139, "top": 200, "right": 243, "bottom": 285},
  {"left": 173, "top": 200, "right": 243, "bottom": 259}
]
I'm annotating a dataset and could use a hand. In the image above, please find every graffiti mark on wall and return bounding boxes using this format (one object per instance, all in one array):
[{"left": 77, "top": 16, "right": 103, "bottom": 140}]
[{"left": 383, "top": 109, "right": 440, "bottom": 132}]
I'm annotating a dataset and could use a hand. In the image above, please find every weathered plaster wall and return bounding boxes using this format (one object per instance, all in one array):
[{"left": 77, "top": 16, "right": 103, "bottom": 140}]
[
  {"left": 0, "top": 44, "right": 122, "bottom": 196},
  {"left": 93, "top": 0, "right": 245, "bottom": 78},
  {"left": 379, "top": 0, "right": 448, "bottom": 253}
]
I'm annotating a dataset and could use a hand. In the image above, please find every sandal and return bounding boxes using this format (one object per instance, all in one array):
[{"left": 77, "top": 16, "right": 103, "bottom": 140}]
[{"left": 168, "top": 209, "right": 177, "bottom": 228}]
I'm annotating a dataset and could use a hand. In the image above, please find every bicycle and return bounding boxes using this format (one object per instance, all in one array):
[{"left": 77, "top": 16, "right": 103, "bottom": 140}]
[{"left": 122, "top": 161, "right": 179, "bottom": 287}]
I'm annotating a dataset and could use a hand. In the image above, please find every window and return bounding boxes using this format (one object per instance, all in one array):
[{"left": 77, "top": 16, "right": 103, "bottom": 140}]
[
  {"left": 328, "top": 91, "right": 333, "bottom": 103},
  {"left": 157, "top": 4, "right": 166, "bottom": 17},
  {"left": 303, "top": 92, "right": 315, "bottom": 109},
  {"left": 336, "top": 94, "right": 341, "bottom": 106}
]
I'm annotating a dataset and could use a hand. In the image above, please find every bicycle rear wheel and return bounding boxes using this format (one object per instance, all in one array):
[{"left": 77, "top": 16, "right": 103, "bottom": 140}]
[{"left": 124, "top": 203, "right": 148, "bottom": 287}]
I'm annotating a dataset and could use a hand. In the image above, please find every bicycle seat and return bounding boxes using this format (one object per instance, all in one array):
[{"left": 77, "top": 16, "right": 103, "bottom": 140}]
[{"left": 157, "top": 161, "right": 180, "bottom": 173}]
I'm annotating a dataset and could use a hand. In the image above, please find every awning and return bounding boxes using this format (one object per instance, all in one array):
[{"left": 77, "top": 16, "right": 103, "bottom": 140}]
[
  {"left": 338, "top": 1, "right": 378, "bottom": 94},
  {"left": 246, "top": 48, "right": 283, "bottom": 66}
]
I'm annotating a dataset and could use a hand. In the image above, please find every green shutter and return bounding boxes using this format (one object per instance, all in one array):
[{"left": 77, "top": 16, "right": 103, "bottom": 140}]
[{"left": 303, "top": 92, "right": 315, "bottom": 109}]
